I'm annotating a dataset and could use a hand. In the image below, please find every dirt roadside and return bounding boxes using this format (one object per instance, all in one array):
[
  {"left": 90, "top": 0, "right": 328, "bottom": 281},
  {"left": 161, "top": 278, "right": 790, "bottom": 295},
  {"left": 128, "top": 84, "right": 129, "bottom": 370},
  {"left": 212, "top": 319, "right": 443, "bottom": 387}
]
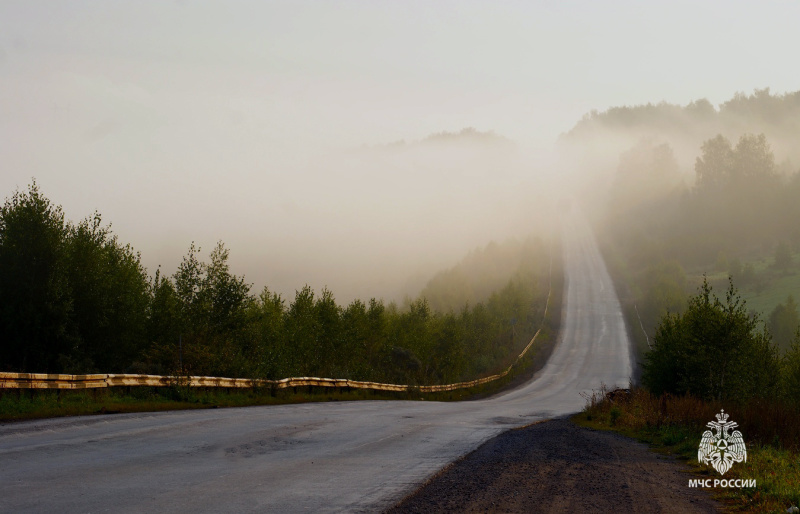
[{"left": 386, "top": 418, "right": 722, "bottom": 513}]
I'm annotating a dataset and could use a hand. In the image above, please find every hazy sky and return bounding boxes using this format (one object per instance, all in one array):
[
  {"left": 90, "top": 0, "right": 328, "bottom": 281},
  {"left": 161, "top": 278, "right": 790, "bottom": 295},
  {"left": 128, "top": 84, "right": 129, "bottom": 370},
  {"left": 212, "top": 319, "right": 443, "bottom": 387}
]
[{"left": 2, "top": 1, "right": 799, "bottom": 302}]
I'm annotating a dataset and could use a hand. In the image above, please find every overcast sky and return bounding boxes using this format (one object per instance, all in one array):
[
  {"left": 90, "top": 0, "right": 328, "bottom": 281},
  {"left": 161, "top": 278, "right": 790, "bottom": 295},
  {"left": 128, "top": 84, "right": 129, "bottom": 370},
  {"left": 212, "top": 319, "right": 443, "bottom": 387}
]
[{"left": 2, "top": 1, "right": 799, "bottom": 302}]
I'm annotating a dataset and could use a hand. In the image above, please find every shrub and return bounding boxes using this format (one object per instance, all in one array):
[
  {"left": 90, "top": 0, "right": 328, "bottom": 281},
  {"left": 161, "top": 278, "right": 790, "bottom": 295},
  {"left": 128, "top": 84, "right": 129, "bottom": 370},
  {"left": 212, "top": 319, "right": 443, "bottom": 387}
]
[{"left": 642, "top": 277, "right": 780, "bottom": 402}]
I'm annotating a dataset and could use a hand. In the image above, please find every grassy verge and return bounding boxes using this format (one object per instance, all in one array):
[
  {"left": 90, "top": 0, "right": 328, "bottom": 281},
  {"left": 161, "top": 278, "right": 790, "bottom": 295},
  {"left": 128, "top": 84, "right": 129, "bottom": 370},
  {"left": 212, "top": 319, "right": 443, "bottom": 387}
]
[
  {"left": 0, "top": 386, "right": 419, "bottom": 422},
  {"left": 573, "top": 387, "right": 800, "bottom": 513}
]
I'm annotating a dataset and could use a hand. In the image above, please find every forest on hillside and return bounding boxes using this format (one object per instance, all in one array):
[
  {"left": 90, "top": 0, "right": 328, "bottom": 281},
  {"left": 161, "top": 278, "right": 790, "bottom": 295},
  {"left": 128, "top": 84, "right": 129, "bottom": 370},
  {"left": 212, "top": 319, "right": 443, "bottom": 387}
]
[
  {"left": 568, "top": 89, "right": 800, "bottom": 404},
  {"left": 563, "top": 88, "right": 800, "bottom": 165}
]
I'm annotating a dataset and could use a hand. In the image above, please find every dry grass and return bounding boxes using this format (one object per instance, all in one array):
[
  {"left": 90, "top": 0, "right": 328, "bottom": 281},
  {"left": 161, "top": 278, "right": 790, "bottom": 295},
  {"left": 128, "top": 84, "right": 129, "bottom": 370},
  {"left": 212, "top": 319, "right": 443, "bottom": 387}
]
[
  {"left": 576, "top": 386, "right": 800, "bottom": 512},
  {"left": 582, "top": 386, "right": 800, "bottom": 451}
]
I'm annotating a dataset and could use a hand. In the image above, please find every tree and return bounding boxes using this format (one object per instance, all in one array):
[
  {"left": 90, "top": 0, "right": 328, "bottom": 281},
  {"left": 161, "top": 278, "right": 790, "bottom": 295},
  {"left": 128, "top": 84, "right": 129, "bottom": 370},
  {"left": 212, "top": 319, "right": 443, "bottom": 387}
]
[
  {"left": 769, "top": 296, "right": 799, "bottom": 351},
  {"left": 695, "top": 133, "right": 775, "bottom": 191},
  {"left": 314, "top": 288, "right": 342, "bottom": 377},
  {"left": 782, "top": 331, "right": 800, "bottom": 403},
  {"left": 64, "top": 212, "right": 150, "bottom": 372},
  {"left": 250, "top": 287, "right": 285, "bottom": 379},
  {"left": 284, "top": 286, "right": 317, "bottom": 376},
  {"left": 144, "top": 268, "right": 182, "bottom": 374},
  {"left": 169, "top": 241, "right": 253, "bottom": 376},
  {"left": 642, "top": 277, "right": 780, "bottom": 402},
  {"left": 203, "top": 243, "right": 251, "bottom": 332},
  {"left": 732, "top": 133, "right": 775, "bottom": 182},
  {"left": 773, "top": 241, "right": 793, "bottom": 270},
  {"left": 695, "top": 135, "right": 734, "bottom": 191},
  {"left": 340, "top": 299, "right": 369, "bottom": 379},
  {"left": 0, "top": 182, "right": 71, "bottom": 372}
]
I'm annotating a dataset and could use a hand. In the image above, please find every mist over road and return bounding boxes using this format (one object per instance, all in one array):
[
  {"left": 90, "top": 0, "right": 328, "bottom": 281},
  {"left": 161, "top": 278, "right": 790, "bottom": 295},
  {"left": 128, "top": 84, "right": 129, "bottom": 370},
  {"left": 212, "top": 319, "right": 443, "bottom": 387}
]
[{"left": 0, "top": 208, "right": 631, "bottom": 513}]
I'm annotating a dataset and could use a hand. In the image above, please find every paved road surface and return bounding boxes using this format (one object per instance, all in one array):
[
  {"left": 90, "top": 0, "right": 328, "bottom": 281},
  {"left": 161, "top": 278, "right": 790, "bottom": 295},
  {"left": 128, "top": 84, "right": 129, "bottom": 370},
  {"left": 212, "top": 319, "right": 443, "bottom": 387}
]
[{"left": 0, "top": 208, "right": 632, "bottom": 513}]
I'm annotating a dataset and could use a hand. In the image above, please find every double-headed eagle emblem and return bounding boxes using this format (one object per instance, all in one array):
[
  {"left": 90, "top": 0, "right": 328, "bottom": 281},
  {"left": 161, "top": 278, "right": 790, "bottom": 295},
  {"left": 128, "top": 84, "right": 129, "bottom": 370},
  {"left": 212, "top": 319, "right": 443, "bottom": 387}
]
[{"left": 698, "top": 409, "right": 747, "bottom": 475}]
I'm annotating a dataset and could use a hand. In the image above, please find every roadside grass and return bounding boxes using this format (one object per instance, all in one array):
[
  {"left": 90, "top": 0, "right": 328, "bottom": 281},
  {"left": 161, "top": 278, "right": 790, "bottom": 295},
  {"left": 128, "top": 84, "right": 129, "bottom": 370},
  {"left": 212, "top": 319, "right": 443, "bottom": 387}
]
[
  {"left": 572, "top": 387, "right": 800, "bottom": 513},
  {"left": 689, "top": 250, "right": 800, "bottom": 320},
  {"left": 0, "top": 386, "right": 460, "bottom": 422}
]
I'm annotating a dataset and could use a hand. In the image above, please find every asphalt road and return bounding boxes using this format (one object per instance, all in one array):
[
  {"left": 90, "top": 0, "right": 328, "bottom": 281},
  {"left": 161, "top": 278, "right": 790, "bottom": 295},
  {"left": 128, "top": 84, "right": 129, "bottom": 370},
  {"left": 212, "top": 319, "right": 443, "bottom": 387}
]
[{"left": 0, "top": 208, "right": 632, "bottom": 513}]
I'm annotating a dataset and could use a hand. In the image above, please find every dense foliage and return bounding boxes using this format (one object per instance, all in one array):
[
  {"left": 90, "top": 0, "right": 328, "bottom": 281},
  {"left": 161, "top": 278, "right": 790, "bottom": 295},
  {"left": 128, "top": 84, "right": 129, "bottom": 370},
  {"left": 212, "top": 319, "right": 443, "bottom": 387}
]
[
  {"left": 600, "top": 129, "right": 800, "bottom": 344},
  {"left": 0, "top": 182, "right": 150, "bottom": 373},
  {"left": 585, "top": 94, "right": 800, "bottom": 405},
  {"left": 0, "top": 183, "right": 552, "bottom": 385},
  {"left": 642, "top": 278, "right": 782, "bottom": 402}
]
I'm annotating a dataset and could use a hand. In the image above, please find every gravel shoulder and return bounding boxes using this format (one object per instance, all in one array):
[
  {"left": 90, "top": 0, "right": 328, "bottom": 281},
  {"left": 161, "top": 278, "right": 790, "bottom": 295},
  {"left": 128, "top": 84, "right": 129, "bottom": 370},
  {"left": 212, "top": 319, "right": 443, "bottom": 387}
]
[{"left": 386, "top": 418, "right": 722, "bottom": 513}]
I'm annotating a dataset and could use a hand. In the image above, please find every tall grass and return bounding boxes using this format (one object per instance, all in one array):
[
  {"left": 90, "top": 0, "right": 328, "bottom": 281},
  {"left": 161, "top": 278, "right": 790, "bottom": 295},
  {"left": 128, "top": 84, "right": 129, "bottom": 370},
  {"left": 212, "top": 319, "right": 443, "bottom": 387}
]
[
  {"left": 579, "top": 386, "right": 800, "bottom": 512},
  {"left": 583, "top": 386, "right": 800, "bottom": 451}
]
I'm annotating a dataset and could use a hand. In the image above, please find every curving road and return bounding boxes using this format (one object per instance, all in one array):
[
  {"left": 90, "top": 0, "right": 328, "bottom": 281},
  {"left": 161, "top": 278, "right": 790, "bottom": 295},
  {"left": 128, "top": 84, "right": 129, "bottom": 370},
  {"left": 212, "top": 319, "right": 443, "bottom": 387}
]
[{"left": 0, "top": 208, "right": 632, "bottom": 513}]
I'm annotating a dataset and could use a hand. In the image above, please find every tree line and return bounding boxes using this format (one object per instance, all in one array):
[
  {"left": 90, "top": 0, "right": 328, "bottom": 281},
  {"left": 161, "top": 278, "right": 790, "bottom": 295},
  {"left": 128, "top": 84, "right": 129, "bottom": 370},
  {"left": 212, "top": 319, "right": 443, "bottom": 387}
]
[
  {"left": 0, "top": 182, "right": 552, "bottom": 386},
  {"left": 597, "top": 131, "right": 800, "bottom": 405}
]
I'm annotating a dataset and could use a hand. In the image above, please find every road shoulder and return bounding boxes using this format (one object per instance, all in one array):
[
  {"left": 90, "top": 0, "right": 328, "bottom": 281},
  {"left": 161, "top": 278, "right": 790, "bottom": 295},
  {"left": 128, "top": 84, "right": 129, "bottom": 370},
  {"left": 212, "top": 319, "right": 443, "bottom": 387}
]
[{"left": 386, "top": 418, "right": 722, "bottom": 513}]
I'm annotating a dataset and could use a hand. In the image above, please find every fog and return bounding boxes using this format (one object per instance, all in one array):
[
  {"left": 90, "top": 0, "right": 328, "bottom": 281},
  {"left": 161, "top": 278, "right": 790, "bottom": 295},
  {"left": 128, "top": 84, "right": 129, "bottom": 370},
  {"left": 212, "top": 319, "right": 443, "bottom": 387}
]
[{"left": 2, "top": 1, "right": 800, "bottom": 303}]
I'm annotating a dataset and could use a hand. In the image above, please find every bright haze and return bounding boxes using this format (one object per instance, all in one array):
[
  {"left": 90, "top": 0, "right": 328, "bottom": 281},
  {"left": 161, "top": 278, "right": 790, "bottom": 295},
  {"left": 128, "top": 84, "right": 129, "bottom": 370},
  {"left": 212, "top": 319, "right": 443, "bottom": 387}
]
[{"left": 2, "top": 1, "right": 799, "bottom": 303}]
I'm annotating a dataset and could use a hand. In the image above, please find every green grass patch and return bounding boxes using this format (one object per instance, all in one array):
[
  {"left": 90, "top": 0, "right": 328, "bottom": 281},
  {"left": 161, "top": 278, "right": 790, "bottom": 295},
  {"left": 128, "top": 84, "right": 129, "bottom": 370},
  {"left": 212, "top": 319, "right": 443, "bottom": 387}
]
[
  {"left": 741, "top": 272, "right": 800, "bottom": 318},
  {"left": 573, "top": 387, "right": 800, "bottom": 513},
  {"left": 0, "top": 386, "right": 455, "bottom": 422}
]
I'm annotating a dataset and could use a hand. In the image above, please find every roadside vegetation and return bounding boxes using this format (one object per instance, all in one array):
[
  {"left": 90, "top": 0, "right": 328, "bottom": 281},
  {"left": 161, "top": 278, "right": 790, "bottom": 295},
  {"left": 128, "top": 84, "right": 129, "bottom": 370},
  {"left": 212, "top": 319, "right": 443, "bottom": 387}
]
[
  {"left": 577, "top": 278, "right": 799, "bottom": 513},
  {"left": 0, "top": 329, "right": 560, "bottom": 423},
  {"left": 0, "top": 181, "right": 561, "bottom": 419},
  {"left": 575, "top": 388, "right": 800, "bottom": 513},
  {"left": 571, "top": 89, "right": 800, "bottom": 512}
]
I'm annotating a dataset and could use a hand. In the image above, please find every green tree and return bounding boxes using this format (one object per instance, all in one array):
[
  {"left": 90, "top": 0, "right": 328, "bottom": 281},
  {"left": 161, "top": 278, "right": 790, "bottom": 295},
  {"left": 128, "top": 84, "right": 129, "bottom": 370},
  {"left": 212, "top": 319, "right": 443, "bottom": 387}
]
[
  {"left": 0, "top": 182, "right": 71, "bottom": 372},
  {"left": 340, "top": 299, "right": 369, "bottom": 379},
  {"left": 284, "top": 286, "right": 317, "bottom": 376},
  {"left": 430, "top": 313, "right": 465, "bottom": 383},
  {"left": 144, "top": 268, "right": 182, "bottom": 374},
  {"left": 365, "top": 298, "right": 388, "bottom": 379},
  {"left": 731, "top": 133, "right": 775, "bottom": 182},
  {"left": 695, "top": 135, "right": 734, "bottom": 191},
  {"left": 169, "top": 241, "right": 254, "bottom": 376},
  {"left": 782, "top": 331, "right": 800, "bottom": 403},
  {"left": 250, "top": 287, "right": 285, "bottom": 379},
  {"left": 64, "top": 213, "right": 150, "bottom": 372},
  {"left": 695, "top": 133, "right": 775, "bottom": 190},
  {"left": 769, "top": 296, "right": 799, "bottom": 351},
  {"left": 642, "top": 277, "right": 780, "bottom": 402},
  {"left": 314, "top": 288, "right": 342, "bottom": 377}
]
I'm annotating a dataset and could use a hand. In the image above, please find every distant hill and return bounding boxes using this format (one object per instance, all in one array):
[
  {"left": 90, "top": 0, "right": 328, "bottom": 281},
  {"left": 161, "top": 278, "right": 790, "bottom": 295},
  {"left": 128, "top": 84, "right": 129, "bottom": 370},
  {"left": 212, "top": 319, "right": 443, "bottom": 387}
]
[{"left": 363, "top": 127, "right": 516, "bottom": 153}]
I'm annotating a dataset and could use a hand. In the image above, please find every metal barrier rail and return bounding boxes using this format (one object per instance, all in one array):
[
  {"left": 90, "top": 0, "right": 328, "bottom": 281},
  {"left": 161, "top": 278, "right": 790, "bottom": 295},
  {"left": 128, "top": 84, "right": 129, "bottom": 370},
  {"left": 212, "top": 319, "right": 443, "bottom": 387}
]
[
  {"left": 0, "top": 326, "right": 546, "bottom": 395},
  {"left": 1, "top": 247, "right": 554, "bottom": 395}
]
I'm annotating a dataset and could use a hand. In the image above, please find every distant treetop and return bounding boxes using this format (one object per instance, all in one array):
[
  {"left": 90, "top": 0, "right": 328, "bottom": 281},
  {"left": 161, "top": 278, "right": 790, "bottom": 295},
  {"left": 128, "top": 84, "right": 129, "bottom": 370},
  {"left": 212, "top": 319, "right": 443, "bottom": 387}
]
[
  {"left": 420, "top": 127, "right": 513, "bottom": 146},
  {"left": 562, "top": 88, "right": 800, "bottom": 141}
]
